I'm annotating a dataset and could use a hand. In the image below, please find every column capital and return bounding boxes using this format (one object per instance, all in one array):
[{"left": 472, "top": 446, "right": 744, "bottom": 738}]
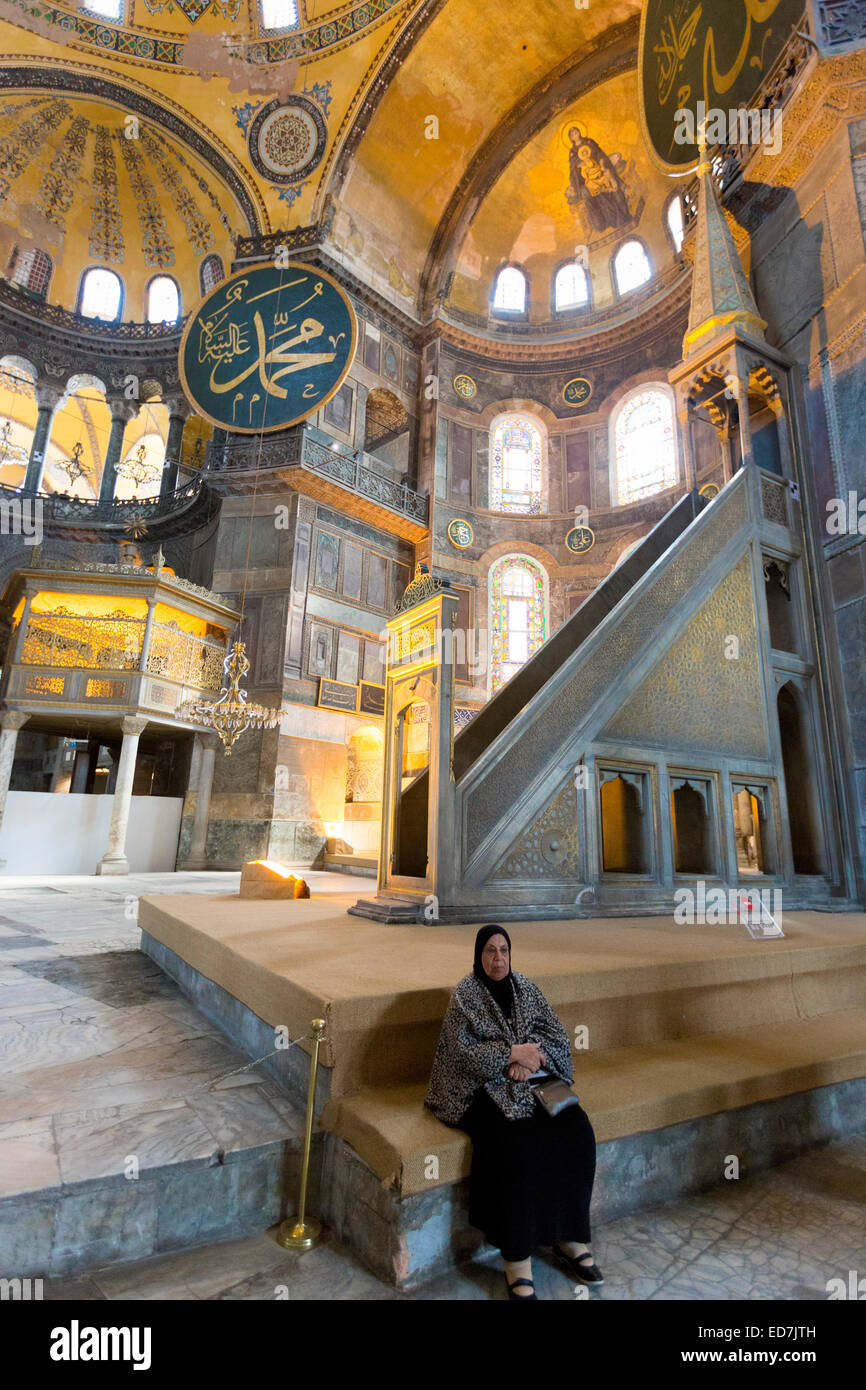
[
  {"left": 34, "top": 382, "right": 64, "bottom": 412},
  {"left": 164, "top": 397, "right": 191, "bottom": 422},
  {"left": 120, "top": 716, "right": 148, "bottom": 737},
  {"left": 106, "top": 397, "right": 140, "bottom": 424},
  {"left": 198, "top": 732, "right": 221, "bottom": 754},
  {"left": 0, "top": 709, "right": 29, "bottom": 733}
]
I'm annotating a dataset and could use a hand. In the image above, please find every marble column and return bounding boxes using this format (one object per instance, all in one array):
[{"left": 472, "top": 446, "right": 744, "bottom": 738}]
[
  {"left": 0, "top": 711, "right": 29, "bottom": 866},
  {"left": 98, "top": 402, "right": 135, "bottom": 503},
  {"left": 96, "top": 716, "right": 147, "bottom": 875},
  {"left": 23, "top": 385, "right": 62, "bottom": 494},
  {"left": 160, "top": 407, "right": 188, "bottom": 499},
  {"left": 353, "top": 384, "right": 368, "bottom": 454},
  {"left": 185, "top": 734, "right": 218, "bottom": 869}
]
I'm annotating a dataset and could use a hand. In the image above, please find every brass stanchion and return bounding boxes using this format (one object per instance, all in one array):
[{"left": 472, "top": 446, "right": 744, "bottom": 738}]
[{"left": 277, "top": 1018, "right": 326, "bottom": 1250}]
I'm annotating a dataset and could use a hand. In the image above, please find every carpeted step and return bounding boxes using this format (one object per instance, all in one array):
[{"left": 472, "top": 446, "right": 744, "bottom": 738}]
[{"left": 320, "top": 1007, "right": 866, "bottom": 1196}]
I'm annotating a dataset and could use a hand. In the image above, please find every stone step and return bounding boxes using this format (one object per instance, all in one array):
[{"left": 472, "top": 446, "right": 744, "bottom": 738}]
[
  {"left": 0, "top": 1078, "right": 312, "bottom": 1279},
  {"left": 323, "top": 853, "right": 377, "bottom": 878},
  {"left": 321, "top": 1007, "right": 866, "bottom": 1197}
]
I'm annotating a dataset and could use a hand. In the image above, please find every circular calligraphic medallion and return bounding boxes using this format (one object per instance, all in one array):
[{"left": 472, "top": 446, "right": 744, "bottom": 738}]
[
  {"left": 638, "top": 0, "right": 804, "bottom": 172},
  {"left": 248, "top": 97, "right": 327, "bottom": 184},
  {"left": 562, "top": 377, "right": 593, "bottom": 408},
  {"left": 179, "top": 262, "right": 357, "bottom": 434},
  {"left": 447, "top": 518, "right": 474, "bottom": 550},
  {"left": 453, "top": 373, "right": 477, "bottom": 400},
  {"left": 565, "top": 525, "right": 595, "bottom": 555},
  {"left": 699, "top": 482, "right": 721, "bottom": 501}
]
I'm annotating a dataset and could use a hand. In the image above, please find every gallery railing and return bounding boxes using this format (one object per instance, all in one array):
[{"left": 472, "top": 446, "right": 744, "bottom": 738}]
[
  {"left": 20, "top": 612, "right": 225, "bottom": 691},
  {"left": 205, "top": 427, "right": 428, "bottom": 525},
  {"left": 0, "top": 476, "right": 205, "bottom": 525}
]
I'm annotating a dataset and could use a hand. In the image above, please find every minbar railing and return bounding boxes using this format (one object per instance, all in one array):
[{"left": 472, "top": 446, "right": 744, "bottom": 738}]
[{"left": 205, "top": 427, "right": 428, "bottom": 526}]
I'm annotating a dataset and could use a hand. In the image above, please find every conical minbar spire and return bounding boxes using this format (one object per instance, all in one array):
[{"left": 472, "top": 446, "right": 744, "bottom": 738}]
[{"left": 683, "top": 138, "right": 767, "bottom": 357}]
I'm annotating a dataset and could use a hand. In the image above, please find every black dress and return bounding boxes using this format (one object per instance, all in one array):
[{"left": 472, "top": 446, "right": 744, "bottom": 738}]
[{"left": 459, "top": 1087, "right": 597, "bottom": 1263}]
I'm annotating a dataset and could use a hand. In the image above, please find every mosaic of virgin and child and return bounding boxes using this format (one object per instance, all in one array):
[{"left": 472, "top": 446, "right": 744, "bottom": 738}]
[{"left": 565, "top": 127, "right": 642, "bottom": 238}]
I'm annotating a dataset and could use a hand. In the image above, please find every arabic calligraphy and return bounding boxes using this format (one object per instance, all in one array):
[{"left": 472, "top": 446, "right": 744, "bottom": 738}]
[
  {"left": 641, "top": 0, "right": 802, "bottom": 169},
  {"left": 179, "top": 263, "right": 356, "bottom": 435},
  {"left": 654, "top": 5, "right": 703, "bottom": 107}
]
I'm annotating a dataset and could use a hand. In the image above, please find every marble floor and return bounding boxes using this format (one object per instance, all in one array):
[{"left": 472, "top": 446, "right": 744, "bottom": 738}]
[
  {"left": 1, "top": 871, "right": 864, "bottom": 1301},
  {"left": 0, "top": 870, "right": 359, "bottom": 1203}
]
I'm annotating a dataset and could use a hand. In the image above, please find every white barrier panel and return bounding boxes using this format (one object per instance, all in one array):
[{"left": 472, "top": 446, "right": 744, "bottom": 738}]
[{"left": 0, "top": 793, "right": 183, "bottom": 875}]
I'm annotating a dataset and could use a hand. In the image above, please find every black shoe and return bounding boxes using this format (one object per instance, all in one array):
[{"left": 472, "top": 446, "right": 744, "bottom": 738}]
[
  {"left": 553, "top": 1244, "right": 604, "bottom": 1285},
  {"left": 506, "top": 1275, "right": 538, "bottom": 1300}
]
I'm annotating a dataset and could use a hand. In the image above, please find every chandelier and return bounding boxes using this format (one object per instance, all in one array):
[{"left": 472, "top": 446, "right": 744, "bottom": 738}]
[{"left": 181, "top": 640, "right": 282, "bottom": 754}]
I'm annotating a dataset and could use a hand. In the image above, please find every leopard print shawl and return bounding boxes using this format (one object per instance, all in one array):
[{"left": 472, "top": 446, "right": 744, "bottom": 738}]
[{"left": 425, "top": 969, "right": 573, "bottom": 1125}]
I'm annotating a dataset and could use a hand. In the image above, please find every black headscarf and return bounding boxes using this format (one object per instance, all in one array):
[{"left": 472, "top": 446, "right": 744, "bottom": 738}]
[{"left": 473, "top": 924, "right": 514, "bottom": 1017}]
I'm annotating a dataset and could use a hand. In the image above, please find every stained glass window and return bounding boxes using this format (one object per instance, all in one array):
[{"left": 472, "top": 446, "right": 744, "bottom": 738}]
[
  {"left": 200, "top": 255, "right": 225, "bottom": 294},
  {"left": 147, "top": 276, "right": 180, "bottom": 324},
  {"left": 554, "top": 261, "right": 589, "bottom": 311},
  {"left": 79, "top": 268, "right": 122, "bottom": 322},
  {"left": 491, "top": 414, "right": 542, "bottom": 513},
  {"left": 614, "top": 389, "right": 677, "bottom": 505},
  {"left": 490, "top": 555, "right": 547, "bottom": 693},
  {"left": 492, "top": 265, "right": 527, "bottom": 313},
  {"left": 613, "top": 240, "right": 651, "bottom": 295}
]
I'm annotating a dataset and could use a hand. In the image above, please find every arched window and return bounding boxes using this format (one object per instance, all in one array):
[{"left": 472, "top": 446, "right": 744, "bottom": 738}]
[
  {"left": 200, "top": 254, "right": 225, "bottom": 294},
  {"left": 78, "top": 268, "right": 122, "bottom": 322},
  {"left": 491, "top": 414, "right": 543, "bottom": 514},
  {"left": 613, "top": 240, "right": 651, "bottom": 296},
  {"left": 84, "top": 0, "right": 123, "bottom": 16},
  {"left": 614, "top": 388, "right": 677, "bottom": 505},
  {"left": 490, "top": 555, "right": 548, "bottom": 693},
  {"left": 259, "top": 0, "right": 299, "bottom": 30},
  {"left": 146, "top": 276, "right": 180, "bottom": 324},
  {"left": 554, "top": 261, "right": 589, "bottom": 312},
  {"left": 9, "top": 246, "right": 52, "bottom": 299},
  {"left": 666, "top": 194, "right": 685, "bottom": 253},
  {"left": 492, "top": 265, "right": 527, "bottom": 314}
]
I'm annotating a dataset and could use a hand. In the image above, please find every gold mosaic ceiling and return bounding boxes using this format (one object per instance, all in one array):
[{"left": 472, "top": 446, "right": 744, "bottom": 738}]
[
  {"left": 0, "top": 0, "right": 678, "bottom": 319},
  {"left": 0, "top": 93, "right": 240, "bottom": 315}
]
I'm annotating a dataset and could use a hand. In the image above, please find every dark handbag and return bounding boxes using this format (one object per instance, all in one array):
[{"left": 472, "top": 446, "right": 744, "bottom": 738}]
[{"left": 529, "top": 1073, "right": 580, "bottom": 1117}]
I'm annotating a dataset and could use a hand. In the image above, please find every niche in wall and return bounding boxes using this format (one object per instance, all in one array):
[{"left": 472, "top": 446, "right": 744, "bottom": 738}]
[{"left": 599, "top": 769, "right": 648, "bottom": 873}]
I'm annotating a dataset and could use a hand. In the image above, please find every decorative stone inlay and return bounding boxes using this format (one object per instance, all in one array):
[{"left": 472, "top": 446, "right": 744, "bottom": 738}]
[
  {"left": 604, "top": 556, "right": 767, "bottom": 758},
  {"left": 248, "top": 97, "right": 327, "bottom": 184},
  {"left": 761, "top": 477, "right": 788, "bottom": 528},
  {"left": 492, "top": 775, "right": 580, "bottom": 881}
]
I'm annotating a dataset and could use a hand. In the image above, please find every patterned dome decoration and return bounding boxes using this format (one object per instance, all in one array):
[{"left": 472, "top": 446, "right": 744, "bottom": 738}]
[{"left": 248, "top": 97, "right": 327, "bottom": 185}]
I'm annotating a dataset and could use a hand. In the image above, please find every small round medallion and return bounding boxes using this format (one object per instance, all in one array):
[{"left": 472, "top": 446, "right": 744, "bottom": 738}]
[
  {"left": 565, "top": 525, "right": 595, "bottom": 554},
  {"left": 249, "top": 97, "right": 327, "bottom": 184},
  {"left": 447, "top": 518, "right": 474, "bottom": 550},
  {"left": 452, "top": 374, "right": 477, "bottom": 400},
  {"left": 562, "top": 377, "right": 593, "bottom": 408},
  {"left": 699, "top": 482, "right": 721, "bottom": 501}
]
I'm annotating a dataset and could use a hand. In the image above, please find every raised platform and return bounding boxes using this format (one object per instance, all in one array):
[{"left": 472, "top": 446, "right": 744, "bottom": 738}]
[{"left": 139, "top": 894, "right": 866, "bottom": 1287}]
